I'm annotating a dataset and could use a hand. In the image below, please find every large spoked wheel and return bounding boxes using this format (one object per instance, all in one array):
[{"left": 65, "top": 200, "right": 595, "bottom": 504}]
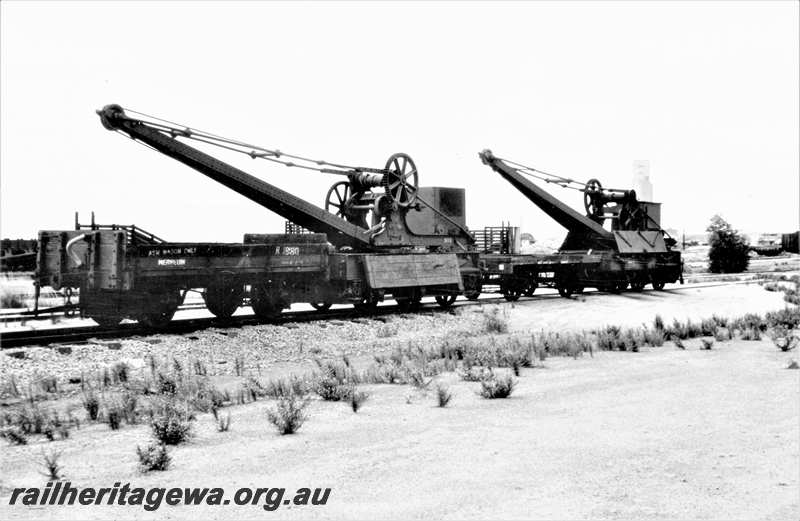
[
  {"left": 584, "top": 178, "right": 603, "bottom": 219},
  {"left": 251, "top": 284, "right": 284, "bottom": 320},
  {"left": 325, "top": 181, "right": 352, "bottom": 218},
  {"left": 310, "top": 301, "right": 332, "bottom": 312},
  {"left": 435, "top": 294, "right": 457, "bottom": 309},
  {"left": 137, "top": 291, "right": 182, "bottom": 329},
  {"left": 204, "top": 280, "right": 244, "bottom": 318},
  {"left": 385, "top": 153, "right": 418, "bottom": 207}
]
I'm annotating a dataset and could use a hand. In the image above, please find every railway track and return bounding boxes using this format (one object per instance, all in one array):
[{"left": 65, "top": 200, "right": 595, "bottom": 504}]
[{"left": 0, "top": 277, "right": 782, "bottom": 349}]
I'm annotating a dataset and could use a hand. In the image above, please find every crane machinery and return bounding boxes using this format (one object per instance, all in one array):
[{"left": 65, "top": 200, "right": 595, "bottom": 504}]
[{"left": 478, "top": 149, "right": 683, "bottom": 298}]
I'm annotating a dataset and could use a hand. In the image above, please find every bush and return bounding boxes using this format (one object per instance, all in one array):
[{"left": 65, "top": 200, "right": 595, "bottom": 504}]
[
  {"left": 267, "top": 395, "right": 310, "bottom": 435},
  {"left": 137, "top": 443, "right": 171, "bottom": 472},
  {"left": 706, "top": 215, "right": 750, "bottom": 273},
  {"left": 701, "top": 338, "right": 714, "bottom": 350},
  {"left": 435, "top": 384, "right": 453, "bottom": 407},
  {"left": 769, "top": 326, "right": 799, "bottom": 352},
  {"left": 149, "top": 400, "right": 194, "bottom": 445},
  {"left": 111, "top": 362, "right": 130, "bottom": 384},
  {"left": 714, "top": 328, "right": 733, "bottom": 342},
  {"left": 349, "top": 389, "right": 369, "bottom": 413},
  {"left": 673, "top": 338, "right": 685, "bottom": 349},
  {"left": 40, "top": 449, "right": 63, "bottom": 481},
  {"left": 479, "top": 374, "right": 516, "bottom": 399},
  {"left": 1, "top": 425, "right": 27, "bottom": 445},
  {"left": 264, "top": 376, "right": 308, "bottom": 399},
  {"left": 216, "top": 413, "right": 231, "bottom": 432},
  {"left": 766, "top": 308, "right": 800, "bottom": 330},
  {"left": 740, "top": 328, "right": 762, "bottom": 341},
  {"left": 483, "top": 308, "right": 509, "bottom": 334},
  {"left": 107, "top": 408, "right": 122, "bottom": 430},
  {"left": 82, "top": 390, "right": 101, "bottom": 421}
]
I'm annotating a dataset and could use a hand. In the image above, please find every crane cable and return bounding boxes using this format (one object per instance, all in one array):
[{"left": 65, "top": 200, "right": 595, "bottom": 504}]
[{"left": 121, "top": 107, "right": 388, "bottom": 177}]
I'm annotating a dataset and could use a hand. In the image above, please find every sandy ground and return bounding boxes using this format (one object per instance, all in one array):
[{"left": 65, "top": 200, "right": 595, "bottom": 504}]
[
  {"left": 1, "top": 338, "right": 797, "bottom": 520},
  {"left": 1, "top": 281, "right": 798, "bottom": 519}
]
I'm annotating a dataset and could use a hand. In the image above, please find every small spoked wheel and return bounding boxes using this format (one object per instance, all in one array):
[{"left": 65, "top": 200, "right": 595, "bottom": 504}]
[
  {"left": 325, "top": 181, "right": 352, "bottom": 218},
  {"left": 385, "top": 153, "right": 418, "bottom": 207},
  {"left": 434, "top": 294, "right": 457, "bottom": 309},
  {"left": 310, "top": 301, "right": 332, "bottom": 312}
]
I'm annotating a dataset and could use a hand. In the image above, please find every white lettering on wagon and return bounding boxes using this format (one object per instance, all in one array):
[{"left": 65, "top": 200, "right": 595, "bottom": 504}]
[
  {"left": 274, "top": 246, "right": 300, "bottom": 255},
  {"left": 157, "top": 259, "right": 186, "bottom": 266}
]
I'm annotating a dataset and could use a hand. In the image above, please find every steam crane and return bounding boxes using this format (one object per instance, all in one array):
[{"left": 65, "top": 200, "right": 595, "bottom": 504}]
[
  {"left": 478, "top": 150, "right": 682, "bottom": 297},
  {"left": 96, "top": 105, "right": 474, "bottom": 253},
  {"left": 60, "top": 104, "right": 481, "bottom": 323}
]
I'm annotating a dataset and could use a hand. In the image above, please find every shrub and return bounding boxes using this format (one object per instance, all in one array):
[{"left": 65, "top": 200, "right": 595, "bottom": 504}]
[
  {"left": 483, "top": 308, "right": 509, "bottom": 334},
  {"left": 1, "top": 425, "right": 27, "bottom": 445},
  {"left": 435, "top": 384, "right": 453, "bottom": 407},
  {"left": 111, "top": 362, "right": 130, "bottom": 384},
  {"left": 459, "top": 366, "right": 492, "bottom": 382},
  {"left": 766, "top": 308, "right": 800, "bottom": 330},
  {"left": 137, "top": 443, "right": 171, "bottom": 472},
  {"left": 107, "top": 408, "right": 121, "bottom": 430},
  {"left": 216, "top": 413, "right": 231, "bottom": 432},
  {"left": 714, "top": 328, "right": 732, "bottom": 342},
  {"left": 267, "top": 395, "right": 310, "bottom": 435},
  {"left": 119, "top": 391, "right": 140, "bottom": 424},
  {"left": 479, "top": 374, "right": 516, "bottom": 399},
  {"left": 769, "top": 326, "right": 799, "bottom": 352},
  {"left": 701, "top": 338, "right": 714, "bottom": 350},
  {"left": 644, "top": 327, "right": 665, "bottom": 347},
  {"left": 17, "top": 402, "right": 48, "bottom": 435},
  {"left": 149, "top": 400, "right": 194, "bottom": 445},
  {"left": 82, "top": 390, "right": 101, "bottom": 421},
  {"left": 376, "top": 323, "right": 399, "bottom": 338},
  {"left": 787, "top": 360, "right": 799, "bottom": 370},
  {"left": 315, "top": 377, "right": 352, "bottom": 401},
  {"left": 706, "top": 215, "right": 749, "bottom": 273},
  {"left": 349, "top": 389, "right": 369, "bottom": 413},
  {"left": 673, "top": 338, "right": 685, "bottom": 349},
  {"left": 740, "top": 328, "right": 762, "bottom": 341},
  {"left": 40, "top": 449, "right": 63, "bottom": 481},
  {"left": 264, "top": 376, "right": 308, "bottom": 399},
  {"left": 653, "top": 314, "right": 665, "bottom": 331},
  {"left": 40, "top": 376, "right": 58, "bottom": 394}
]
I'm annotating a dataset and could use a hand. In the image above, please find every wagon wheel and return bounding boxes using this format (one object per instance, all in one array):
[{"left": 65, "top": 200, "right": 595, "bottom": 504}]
[
  {"left": 310, "top": 301, "right": 332, "bottom": 311},
  {"left": 251, "top": 284, "right": 283, "bottom": 320},
  {"left": 325, "top": 181, "right": 352, "bottom": 219},
  {"left": 500, "top": 277, "right": 523, "bottom": 302},
  {"left": 435, "top": 294, "right": 457, "bottom": 309},
  {"left": 92, "top": 314, "right": 123, "bottom": 328},
  {"left": 353, "top": 299, "right": 378, "bottom": 314},
  {"left": 384, "top": 153, "right": 418, "bottom": 207},
  {"left": 204, "top": 280, "right": 244, "bottom": 318},
  {"left": 584, "top": 178, "right": 603, "bottom": 219},
  {"left": 523, "top": 280, "right": 538, "bottom": 297},
  {"left": 652, "top": 280, "right": 666, "bottom": 291},
  {"left": 137, "top": 291, "right": 182, "bottom": 329}
]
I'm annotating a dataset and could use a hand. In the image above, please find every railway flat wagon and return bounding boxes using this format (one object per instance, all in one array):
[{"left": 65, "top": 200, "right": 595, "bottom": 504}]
[
  {"left": 478, "top": 150, "right": 682, "bottom": 299},
  {"left": 33, "top": 105, "right": 481, "bottom": 327}
]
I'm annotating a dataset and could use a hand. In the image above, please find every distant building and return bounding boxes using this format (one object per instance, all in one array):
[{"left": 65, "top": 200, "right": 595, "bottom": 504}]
[{"left": 632, "top": 160, "right": 653, "bottom": 202}]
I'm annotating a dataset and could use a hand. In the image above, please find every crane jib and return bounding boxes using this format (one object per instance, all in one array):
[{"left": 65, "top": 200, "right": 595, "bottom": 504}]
[{"left": 98, "top": 106, "right": 372, "bottom": 250}]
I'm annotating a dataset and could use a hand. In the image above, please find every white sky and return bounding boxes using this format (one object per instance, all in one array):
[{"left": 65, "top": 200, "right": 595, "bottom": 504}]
[{"left": 1, "top": 0, "right": 798, "bottom": 243}]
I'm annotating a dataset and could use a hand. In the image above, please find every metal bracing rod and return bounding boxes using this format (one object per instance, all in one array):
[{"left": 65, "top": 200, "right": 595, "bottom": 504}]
[
  {"left": 98, "top": 105, "right": 372, "bottom": 250},
  {"left": 479, "top": 149, "right": 614, "bottom": 240},
  {"left": 119, "top": 107, "right": 388, "bottom": 177}
]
